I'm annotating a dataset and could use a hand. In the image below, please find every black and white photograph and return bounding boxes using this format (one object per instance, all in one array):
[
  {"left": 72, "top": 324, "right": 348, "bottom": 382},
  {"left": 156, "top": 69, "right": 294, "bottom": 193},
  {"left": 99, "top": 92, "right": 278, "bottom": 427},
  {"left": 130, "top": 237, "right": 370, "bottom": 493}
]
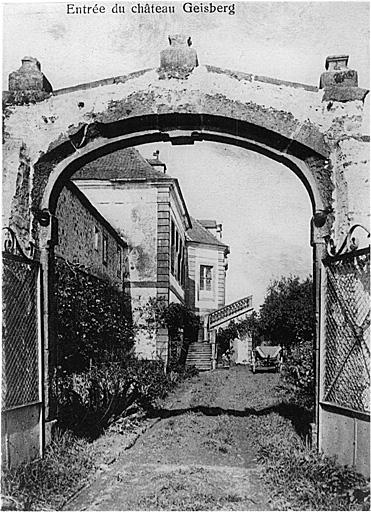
[{"left": 1, "top": 1, "right": 370, "bottom": 510}]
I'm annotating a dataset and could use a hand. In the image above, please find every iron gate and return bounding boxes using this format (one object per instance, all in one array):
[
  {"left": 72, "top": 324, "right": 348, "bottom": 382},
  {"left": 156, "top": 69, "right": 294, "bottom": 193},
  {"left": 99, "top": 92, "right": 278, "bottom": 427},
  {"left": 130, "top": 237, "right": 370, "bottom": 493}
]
[
  {"left": 2, "top": 230, "right": 41, "bottom": 411},
  {"left": 322, "top": 246, "right": 370, "bottom": 414}
]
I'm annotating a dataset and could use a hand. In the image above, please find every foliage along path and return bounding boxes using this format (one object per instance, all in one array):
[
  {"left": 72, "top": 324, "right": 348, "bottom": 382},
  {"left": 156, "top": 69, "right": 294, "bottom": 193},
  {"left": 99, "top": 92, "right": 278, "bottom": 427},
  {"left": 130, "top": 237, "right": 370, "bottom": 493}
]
[{"left": 66, "top": 367, "right": 286, "bottom": 511}]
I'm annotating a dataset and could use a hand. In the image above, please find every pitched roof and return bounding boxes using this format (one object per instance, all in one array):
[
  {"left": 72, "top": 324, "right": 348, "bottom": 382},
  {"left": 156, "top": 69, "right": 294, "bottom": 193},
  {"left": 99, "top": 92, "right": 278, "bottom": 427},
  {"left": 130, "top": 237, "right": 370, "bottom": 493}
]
[
  {"left": 186, "top": 217, "right": 228, "bottom": 248},
  {"left": 73, "top": 147, "right": 170, "bottom": 182},
  {"left": 73, "top": 147, "right": 192, "bottom": 230}
]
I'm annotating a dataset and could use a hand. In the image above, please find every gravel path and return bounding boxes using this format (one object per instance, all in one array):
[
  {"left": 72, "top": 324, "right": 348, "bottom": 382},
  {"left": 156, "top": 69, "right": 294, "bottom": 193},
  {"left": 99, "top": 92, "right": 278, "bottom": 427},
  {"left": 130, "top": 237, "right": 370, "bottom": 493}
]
[{"left": 65, "top": 366, "right": 282, "bottom": 511}]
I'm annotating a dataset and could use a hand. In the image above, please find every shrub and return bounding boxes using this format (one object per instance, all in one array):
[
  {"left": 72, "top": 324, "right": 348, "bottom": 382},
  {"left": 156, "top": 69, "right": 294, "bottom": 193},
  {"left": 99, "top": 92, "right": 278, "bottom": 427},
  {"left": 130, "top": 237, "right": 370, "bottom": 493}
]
[
  {"left": 134, "top": 298, "right": 201, "bottom": 367},
  {"left": 55, "top": 258, "right": 134, "bottom": 375},
  {"left": 56, "top": 357, "right": 196, "bottom": 435},
  {"left": 57, "top": 360, "right": 139, "bottom": 436},
  {"left": 280, "top": 339, "right": 315, "bottom": 409}
]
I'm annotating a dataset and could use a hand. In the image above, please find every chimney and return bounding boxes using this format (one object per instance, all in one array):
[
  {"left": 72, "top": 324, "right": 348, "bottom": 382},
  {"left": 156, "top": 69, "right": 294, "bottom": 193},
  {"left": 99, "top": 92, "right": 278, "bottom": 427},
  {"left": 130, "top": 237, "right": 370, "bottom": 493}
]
[{"left": 147, "top": 150, "right": 167, "bottom": 173}]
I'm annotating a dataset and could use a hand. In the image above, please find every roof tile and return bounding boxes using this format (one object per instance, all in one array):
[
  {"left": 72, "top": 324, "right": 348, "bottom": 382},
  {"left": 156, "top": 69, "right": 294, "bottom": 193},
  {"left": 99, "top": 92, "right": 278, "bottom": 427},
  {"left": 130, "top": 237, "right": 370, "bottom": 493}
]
[
  {"left": 73, "top": 147, "right": 171, "bottom": 181},
  {"left": 187, "top": 217, "right": 228, "bottom": 248}
]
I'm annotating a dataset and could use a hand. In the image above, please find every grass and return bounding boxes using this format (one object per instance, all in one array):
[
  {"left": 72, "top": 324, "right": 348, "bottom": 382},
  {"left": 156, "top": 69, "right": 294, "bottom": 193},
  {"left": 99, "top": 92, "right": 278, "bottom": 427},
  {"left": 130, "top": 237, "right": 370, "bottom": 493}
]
[
  {"left": 2, "top": 368, "right": 369, "bottom": 511},
  {"left": 1, "top": 430, "right": 95, "bottom": 511},
  {"left": 134, "top": 467, "right": 245, "bottom": 511},
  {"left": 246, "top": 412, "right": 370, "bottom": 511}
]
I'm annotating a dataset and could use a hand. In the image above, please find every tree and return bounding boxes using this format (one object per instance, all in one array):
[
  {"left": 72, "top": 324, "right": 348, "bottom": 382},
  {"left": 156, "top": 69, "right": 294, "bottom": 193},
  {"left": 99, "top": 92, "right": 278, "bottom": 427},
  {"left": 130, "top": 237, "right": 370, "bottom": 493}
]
[
  {"left": 160, "top": 302, "right": 200, "bottom": 366},
  {"left": 258, "top": 275, "right": 314, "bottom": 349},
  {"left": 216, "top": 311, "right": 261, "bottom": 357}
]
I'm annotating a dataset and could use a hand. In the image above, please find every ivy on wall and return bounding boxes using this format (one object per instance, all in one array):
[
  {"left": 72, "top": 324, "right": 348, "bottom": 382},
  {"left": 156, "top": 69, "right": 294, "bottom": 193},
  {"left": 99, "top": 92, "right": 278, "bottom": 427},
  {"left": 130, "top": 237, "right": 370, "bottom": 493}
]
[{"left": 55, "top": 258, "right": 134, "bottom": 374}]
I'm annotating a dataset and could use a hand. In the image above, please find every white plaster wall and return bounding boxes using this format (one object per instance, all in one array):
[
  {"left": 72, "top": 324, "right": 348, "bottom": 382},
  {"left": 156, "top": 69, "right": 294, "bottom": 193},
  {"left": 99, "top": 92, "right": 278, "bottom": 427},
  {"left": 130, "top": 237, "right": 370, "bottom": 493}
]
[
  {"left": 331, "top": 139, "right": 370, "bottom": 245},
  {"left": 169, "top": 289, "right": 182, "bottom": 304},
  {"left": 74, "top": 181, "right": 158, "bottom": 281},
  {"left": 3, "top": 67, "right": 369, "bottom": 250},
  {"left": 193, "top": 245, "right": 221, "bottom": 312},
  {"left": 232, "top": 337, "right": 252, "bottom": 365},
  {"left": 3, "top": 67, "right": 326, "bottom": 167}
]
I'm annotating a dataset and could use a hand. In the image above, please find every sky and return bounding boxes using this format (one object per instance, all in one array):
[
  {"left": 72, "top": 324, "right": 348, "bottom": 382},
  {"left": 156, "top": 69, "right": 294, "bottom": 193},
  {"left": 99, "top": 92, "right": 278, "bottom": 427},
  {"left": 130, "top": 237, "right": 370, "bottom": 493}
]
[{"left": 2, "top": 1, "right": 370, "bottom": 307}]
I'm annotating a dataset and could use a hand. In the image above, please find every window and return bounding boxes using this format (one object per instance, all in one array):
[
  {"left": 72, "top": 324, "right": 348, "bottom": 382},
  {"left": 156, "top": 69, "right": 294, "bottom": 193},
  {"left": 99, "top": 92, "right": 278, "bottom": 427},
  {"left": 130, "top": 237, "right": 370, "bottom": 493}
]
[
  {"left": 200, "top": 265, "right": 213, "bottom": 291},
  {"left": 177, "top": 239, "right": 183, "bottom": 279},
  {"left": 117, "top": 246, "right": 122, "bottom": 277},
  {"left": 181, "top": 246, "right": 186, "bottom": 286},
  {"left": 102, "top": 234, "right": 108, "bottom": 265},
  {"left": 94, "top": 227, "right": 99, "bottom": 251},
  {"left": 171, "top": 220, "right": 175, "bottom": 275}
]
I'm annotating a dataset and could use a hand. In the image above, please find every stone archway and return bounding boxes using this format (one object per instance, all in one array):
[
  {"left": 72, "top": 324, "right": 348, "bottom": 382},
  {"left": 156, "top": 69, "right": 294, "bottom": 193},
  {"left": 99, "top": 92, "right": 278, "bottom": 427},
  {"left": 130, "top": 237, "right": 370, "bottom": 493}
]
[{"left": 3, "top": 35, "right": 369, "bottom": 464}]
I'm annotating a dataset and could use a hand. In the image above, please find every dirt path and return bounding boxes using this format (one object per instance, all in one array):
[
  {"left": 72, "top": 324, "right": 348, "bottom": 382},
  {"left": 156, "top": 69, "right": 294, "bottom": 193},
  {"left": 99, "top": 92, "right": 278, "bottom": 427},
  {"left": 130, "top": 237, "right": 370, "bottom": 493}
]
[{"left": 65, "top": 367, "right": 282, "bottom": 511}]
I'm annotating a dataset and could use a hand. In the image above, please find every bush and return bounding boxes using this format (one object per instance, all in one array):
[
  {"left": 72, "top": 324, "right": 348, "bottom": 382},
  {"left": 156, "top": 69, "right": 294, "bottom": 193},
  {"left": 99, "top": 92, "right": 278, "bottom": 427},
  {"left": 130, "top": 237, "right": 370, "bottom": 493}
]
[
  {"left": 55, "top": 259, "right": 134, "bottom": 374},
  {"left": 280, "top": 339, "right": 315, "bottom": 409},
  {"left": 134, "top": 298, "right": 201, "bottom": 367},
  {"left": 56, "top": 357, "right": 197, "bottom": 436}
]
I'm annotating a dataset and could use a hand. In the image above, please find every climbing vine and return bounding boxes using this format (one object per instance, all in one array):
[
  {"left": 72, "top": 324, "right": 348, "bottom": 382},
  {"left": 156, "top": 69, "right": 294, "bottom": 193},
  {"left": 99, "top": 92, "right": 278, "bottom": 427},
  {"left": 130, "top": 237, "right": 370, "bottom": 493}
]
[{"left": 55, "top": 258, "right": 134, "bottom": 374}]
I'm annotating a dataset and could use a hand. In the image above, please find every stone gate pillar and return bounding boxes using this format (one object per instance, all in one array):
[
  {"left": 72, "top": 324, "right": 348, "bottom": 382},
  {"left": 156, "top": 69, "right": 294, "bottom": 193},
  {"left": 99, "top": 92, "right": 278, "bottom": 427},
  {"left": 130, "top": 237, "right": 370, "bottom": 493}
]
[
  {"left": 319, "top": 54, "right": 369, "bottom": 246},
  {"left": 311, "top": 217, "right": 329, "bottom": 447},
  {"left": 39, "top": 214, "right": 58, "bottom": 444},
  {"left": 317, "top": 55, "right": 369, "bottom": 470}
]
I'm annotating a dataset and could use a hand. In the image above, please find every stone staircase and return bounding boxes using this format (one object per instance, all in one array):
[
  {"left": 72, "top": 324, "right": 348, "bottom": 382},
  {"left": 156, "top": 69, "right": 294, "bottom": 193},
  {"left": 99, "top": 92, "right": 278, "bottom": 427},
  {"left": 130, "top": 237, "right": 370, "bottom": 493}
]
[{"left": 186, "top": 342, "right": 212, "bottom": 371}]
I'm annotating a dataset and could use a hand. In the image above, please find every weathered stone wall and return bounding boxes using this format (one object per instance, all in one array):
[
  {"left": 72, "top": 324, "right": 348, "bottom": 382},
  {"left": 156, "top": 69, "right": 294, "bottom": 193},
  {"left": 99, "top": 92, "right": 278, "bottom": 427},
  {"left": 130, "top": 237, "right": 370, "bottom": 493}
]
[
  {"left": 2, "top": 44, "right": 369, "bottom": 256},
  {"left": 55, "top": 183, "right": 125, "bottom": 289},
  {"left": 331, "top": 137, "right": 370, "bottom": 245},
  {"left": 74, "top": 182, "right": 158, "bottom": 282}
]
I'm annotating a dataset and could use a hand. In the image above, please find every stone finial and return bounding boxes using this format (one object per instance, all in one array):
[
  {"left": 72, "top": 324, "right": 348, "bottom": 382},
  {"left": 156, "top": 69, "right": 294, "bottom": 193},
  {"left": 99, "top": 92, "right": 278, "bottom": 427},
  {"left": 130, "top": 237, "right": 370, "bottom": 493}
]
[
  {"left": 21, "top": 56, "right": 42, "bottom": 71},
  {"left": 320, "top": 54, "right": 358, "bottom": 89},
  {"left": 159, "top": 34, "right": 198, "bottom": 79},
  {"left": 8, "top": 56, "right": 52, "bottom": 94}
]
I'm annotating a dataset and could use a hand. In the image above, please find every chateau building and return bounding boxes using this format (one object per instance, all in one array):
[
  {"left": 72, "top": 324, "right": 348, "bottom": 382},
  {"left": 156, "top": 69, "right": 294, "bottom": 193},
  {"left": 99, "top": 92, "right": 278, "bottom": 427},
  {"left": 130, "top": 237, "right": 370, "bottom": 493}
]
[
  {"left": 73, "top": 148, "right": 192, "bottom": 362},
  {"left": 55, "top": 181, "right": 127, "bottom": 290},
  {"left": 52, "top": 147, "right": 230, "bottom": 364},
  {"left": 185, "top": 218, "right": 230, "bottom": 339}
]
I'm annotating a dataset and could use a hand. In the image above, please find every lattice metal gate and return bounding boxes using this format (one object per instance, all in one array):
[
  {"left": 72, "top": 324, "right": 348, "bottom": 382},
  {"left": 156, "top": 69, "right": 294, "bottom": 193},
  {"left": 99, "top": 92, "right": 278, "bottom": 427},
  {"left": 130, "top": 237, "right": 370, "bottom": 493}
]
[
  {"left": 2, "top": 229, "right": 43, "bottom": 467},
  {"left": 319, "top": 241, "right": 370, "bottom": 474},
  {"left": 322, "top": 247, "right": 370, "bottom": 413}
]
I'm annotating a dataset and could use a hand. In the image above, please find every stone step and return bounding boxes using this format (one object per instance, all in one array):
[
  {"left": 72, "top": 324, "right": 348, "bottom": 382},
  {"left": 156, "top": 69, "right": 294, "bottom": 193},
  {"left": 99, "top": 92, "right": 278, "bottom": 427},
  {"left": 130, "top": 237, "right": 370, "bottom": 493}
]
[{"left": 186, "top": 342, "right": 212, "bottom": 371}]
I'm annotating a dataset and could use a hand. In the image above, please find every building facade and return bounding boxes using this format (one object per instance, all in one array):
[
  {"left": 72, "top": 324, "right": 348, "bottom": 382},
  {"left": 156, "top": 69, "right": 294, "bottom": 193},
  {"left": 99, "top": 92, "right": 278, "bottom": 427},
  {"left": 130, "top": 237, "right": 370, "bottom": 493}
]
[
  {"left": 73, "top": 148, "right": 192, "bottom": 362},
  {"left": 55, "top": 181, "right": 127, "bottom": 289},
  {"left": 186, "top": 217, "right": 229, "bottom": 334}
]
